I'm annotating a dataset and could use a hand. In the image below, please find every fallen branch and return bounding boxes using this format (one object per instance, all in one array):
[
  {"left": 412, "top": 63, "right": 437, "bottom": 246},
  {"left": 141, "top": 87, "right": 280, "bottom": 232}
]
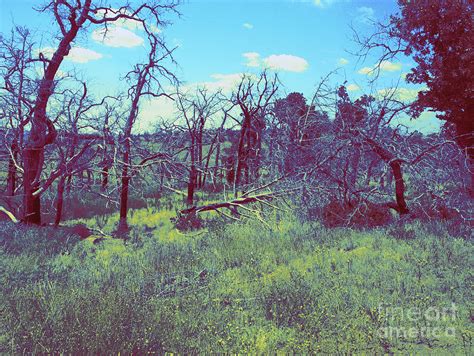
[
  {"left": 180, "top": 188, "right": 299, "bottom": 215},
  {"left": 0, "top": 205, "right": 19, "bottom": 223}
]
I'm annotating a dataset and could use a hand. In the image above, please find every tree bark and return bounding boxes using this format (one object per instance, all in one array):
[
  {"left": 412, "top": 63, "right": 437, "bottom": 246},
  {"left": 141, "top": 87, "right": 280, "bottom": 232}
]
[
  {"left": 390, "top": 159, "right": 409, "bottom": 214},
  {"left": 23, "top": 148, "right": 42, "bottom": 224}
]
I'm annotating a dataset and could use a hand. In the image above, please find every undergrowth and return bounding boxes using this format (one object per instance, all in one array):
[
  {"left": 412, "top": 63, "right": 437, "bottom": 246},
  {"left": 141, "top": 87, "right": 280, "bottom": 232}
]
[{"left": 0, "top": 209, "right": 472, "bottom": 353}]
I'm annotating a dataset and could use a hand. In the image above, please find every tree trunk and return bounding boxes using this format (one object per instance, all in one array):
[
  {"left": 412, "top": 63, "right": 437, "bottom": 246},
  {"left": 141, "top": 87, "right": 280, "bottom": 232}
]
[
  {"left": 22, "top": 0, "right": 90, "bottom": 224},
  {"left": 187, "top": 165, "right": 197, "bottom": 206},
  {"left": 390, "top": 160, "right": 409, "bottom": 214},
  {"left": 118, "top": 149, "right": 130, "bottom": 231},
  {"left": 6, "top": 143, "right": 18, "bottom": 196},
  {"left": 23, "top": 148, "right": 42, "bottom": 224},
  {"left": 364, "top": 137, "right": 409, "bottom": 215},
  {"left": 234, "top": 116, "right": 250, "bottom": 194},
  {"left": 214, "top": 139, "right": 221, "bottom": 186},
  {"left": 349, "top": 143, "right": 361, "bottom": 189},
  {"left": 187, "top": 138, "right": 197, "bottom": 206},
  {"left": 197, "top": 127, "right": 203, "bottom": 188},
  {"left": 54, "top": 176, "right": 66, "bottom": 226},
  {"left": 101, "top": 165, "right": 109, "bottom": 191}
]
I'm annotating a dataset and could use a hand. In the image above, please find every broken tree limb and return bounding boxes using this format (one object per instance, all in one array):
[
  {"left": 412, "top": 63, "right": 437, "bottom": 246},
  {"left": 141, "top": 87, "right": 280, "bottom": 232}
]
[
  {"left": 0, "top": 205, "right": 19, "bottom": 223},
  {"left": 180, "top": 188, "right": 300, "bottom": 215}
]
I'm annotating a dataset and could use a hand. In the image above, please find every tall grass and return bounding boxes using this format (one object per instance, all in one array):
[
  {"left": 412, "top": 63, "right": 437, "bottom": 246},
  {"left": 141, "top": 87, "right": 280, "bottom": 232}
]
[{"left": 0, "top": 210, "right": 472, "bottom": 353}]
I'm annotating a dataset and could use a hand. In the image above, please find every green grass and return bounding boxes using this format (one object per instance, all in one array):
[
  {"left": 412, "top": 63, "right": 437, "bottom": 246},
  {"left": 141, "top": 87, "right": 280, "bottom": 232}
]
[{"left": 0, "top": 209, "right": 472, "bottom": 353}]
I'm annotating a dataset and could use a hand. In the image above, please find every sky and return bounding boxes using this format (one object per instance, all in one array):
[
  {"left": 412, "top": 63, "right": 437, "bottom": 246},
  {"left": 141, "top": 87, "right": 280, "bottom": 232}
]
[{"left": 0, "top": 0, "right": 442, "bottom": 133}]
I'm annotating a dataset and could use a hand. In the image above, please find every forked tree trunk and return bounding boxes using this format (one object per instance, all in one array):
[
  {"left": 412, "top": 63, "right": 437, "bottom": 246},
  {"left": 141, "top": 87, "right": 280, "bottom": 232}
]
[
  {"left": 365, "top": 137, "right": 409, "bottom": 215},
  {"left": 22, "top": 0, "right": 91, "bottom": 224}
]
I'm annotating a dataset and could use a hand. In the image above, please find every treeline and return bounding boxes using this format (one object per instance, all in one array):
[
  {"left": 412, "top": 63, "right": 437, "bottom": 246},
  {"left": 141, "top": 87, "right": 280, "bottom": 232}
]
[{"left": 0, "top": 0, "right": 472, "bottom": 230}]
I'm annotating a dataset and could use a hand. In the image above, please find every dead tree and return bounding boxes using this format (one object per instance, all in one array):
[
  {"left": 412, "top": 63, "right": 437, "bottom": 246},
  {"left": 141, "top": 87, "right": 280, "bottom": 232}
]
[
  {"left": 175, "top": 88, "right": 227, "bottom": 205},
  {"left": 53, "top": 82, "right": 116, "bottom": 225},
  {"left": 118, "top": 34, "right": 178, "bottom": 231},
  {"left": 20, "top": 0, "right": 180, "bottom": 224},
  {"left": 0, "top": 27, "right": 36, "bottom": 197},
  {"left": 231, "top": 71, "right": 279, "bottom": 195}
]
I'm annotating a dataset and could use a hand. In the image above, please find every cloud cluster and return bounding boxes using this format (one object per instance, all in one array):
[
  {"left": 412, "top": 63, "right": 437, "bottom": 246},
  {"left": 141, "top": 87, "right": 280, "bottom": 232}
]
[
  {"left": 92, "top": 8, "right": 161, "bottom": 48},
  {"left": 201, "top": 73, "right": 249, "bottom": 93},
  {"left": 358, "top": 60, "right": 402, "bottom": 75},
  {"left": 377, "top": 87, "right": 426, "bottom": 102},
  {"left": 346, "top": 84, "right": 360, "bottom": 92},
  {"left": 338, "top": 57, "right": 349, "bottom": 66},
  {"left": 356, "top": 7, "right": 375, "bottom": 24},
  {"left": 313, "top": 0, "right": 341, "bottom": 8},
  {"left": 242, "top": 52, "right": 309, "bottom": 72},
  {"left": 92, "top": 26, "right": 144, "bottom": 48},
  {"left": 243, "top": 23, "right": 254, "bottom": 30},
  {"left": 37, "top": 46, "right": 103, "bottom": 64}
]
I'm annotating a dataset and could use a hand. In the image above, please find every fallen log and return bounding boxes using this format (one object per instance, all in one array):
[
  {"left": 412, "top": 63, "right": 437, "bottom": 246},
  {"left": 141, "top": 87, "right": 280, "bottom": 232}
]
[
  {"left": 180, "top": 188, "right": 299, "bottom": 215},
  {"left": 181, "top": 194, "right": 274, "bottom": 215}
]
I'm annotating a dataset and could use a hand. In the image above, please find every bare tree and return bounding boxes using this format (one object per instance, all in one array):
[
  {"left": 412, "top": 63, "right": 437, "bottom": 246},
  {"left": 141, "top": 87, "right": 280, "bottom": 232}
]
[
  {"left": 21, "top": 0, "right": 180, "bottom": 224},
  {"left": 174, "top": 87, "right": 227, "bottom": 205},
  {"left": 118, "top": 33, "right": 178, "bottom": 231},
  {"left": 0, "top": 27, "right": 37, "bottom": 198},
  {"left": 231, "top": 71, "right": 279, "bottom": 195}
]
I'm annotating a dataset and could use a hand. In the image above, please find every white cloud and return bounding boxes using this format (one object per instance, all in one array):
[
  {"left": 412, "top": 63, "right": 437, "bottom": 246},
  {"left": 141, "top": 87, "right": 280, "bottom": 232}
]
[
  {"left": 205, "top": 73, "right": 248, "bottom": 92},
  {"left": 393, "top": 111, "right": 442, "bottom": 134},
  {"left": 263, "top": 54, "right": 309, "bottom": 72},
  {"left": 36, "top": 46, "right": 103, "bottom": 64},
  {"left": 181, "top": 73, "right": 260, "bottom": 95},
  {"left": 243, "top": 52, "right": 309, "bottom": 72},
  {"left": 92, "top": 26, "right": 144, "bottom": 48},
  {"left": 379, "top": 60, "right": 402, "bottom": 72},
  {"left": 347, "top": 84, "right": 360, "bottom": 92},
  {"left": 356, "top": 6, "right": 375, "bottom": 24},
  {"left": 242, "top": 52, "right": 261, "bottom": 67},
  {"left": 377, "top": 87, "right": 426, "bottom": 102},
  {"left": 137, "top": 95, "right": 176, "bottom": 132},
  {"left": 67, "top": 47, "right": 103, "bottom": 63},
  {"left": 313, "top": 0, "right": 340, "bottom": 8},
  {"left": 338, "top": 57, "right": 349, "bottom": 66},
  {"left": 243, "top": 22, "right": 254, "bottom": 30},
  {"left": 358, "top": 66, "right": 373, "bottom": 75},
  {"left": 358, "top": 60, "right": 402, "bottom": 75}
]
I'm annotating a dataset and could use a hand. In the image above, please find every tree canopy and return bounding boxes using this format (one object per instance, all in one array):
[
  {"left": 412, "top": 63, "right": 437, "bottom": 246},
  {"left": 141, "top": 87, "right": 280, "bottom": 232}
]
[{"left": 387, "top": 0, "right": 474, "bottom": 159}]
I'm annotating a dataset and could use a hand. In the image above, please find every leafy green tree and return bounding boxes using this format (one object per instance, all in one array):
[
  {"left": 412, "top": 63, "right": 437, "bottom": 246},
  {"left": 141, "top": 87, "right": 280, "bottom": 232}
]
[{"left": 359, "top": 0, "right": 473, "bottom": 184}]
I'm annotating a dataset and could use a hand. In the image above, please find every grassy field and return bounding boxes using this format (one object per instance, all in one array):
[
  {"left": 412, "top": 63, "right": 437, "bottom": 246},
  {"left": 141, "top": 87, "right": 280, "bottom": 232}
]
[{"left": 0, "top": 202, "right": 472, "bottom": 353}]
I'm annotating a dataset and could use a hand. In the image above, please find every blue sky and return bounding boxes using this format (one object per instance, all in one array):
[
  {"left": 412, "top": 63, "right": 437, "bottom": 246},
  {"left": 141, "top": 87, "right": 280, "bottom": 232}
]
[{"left": 0, "top": 0, "right": 441, "bottom": 132}]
